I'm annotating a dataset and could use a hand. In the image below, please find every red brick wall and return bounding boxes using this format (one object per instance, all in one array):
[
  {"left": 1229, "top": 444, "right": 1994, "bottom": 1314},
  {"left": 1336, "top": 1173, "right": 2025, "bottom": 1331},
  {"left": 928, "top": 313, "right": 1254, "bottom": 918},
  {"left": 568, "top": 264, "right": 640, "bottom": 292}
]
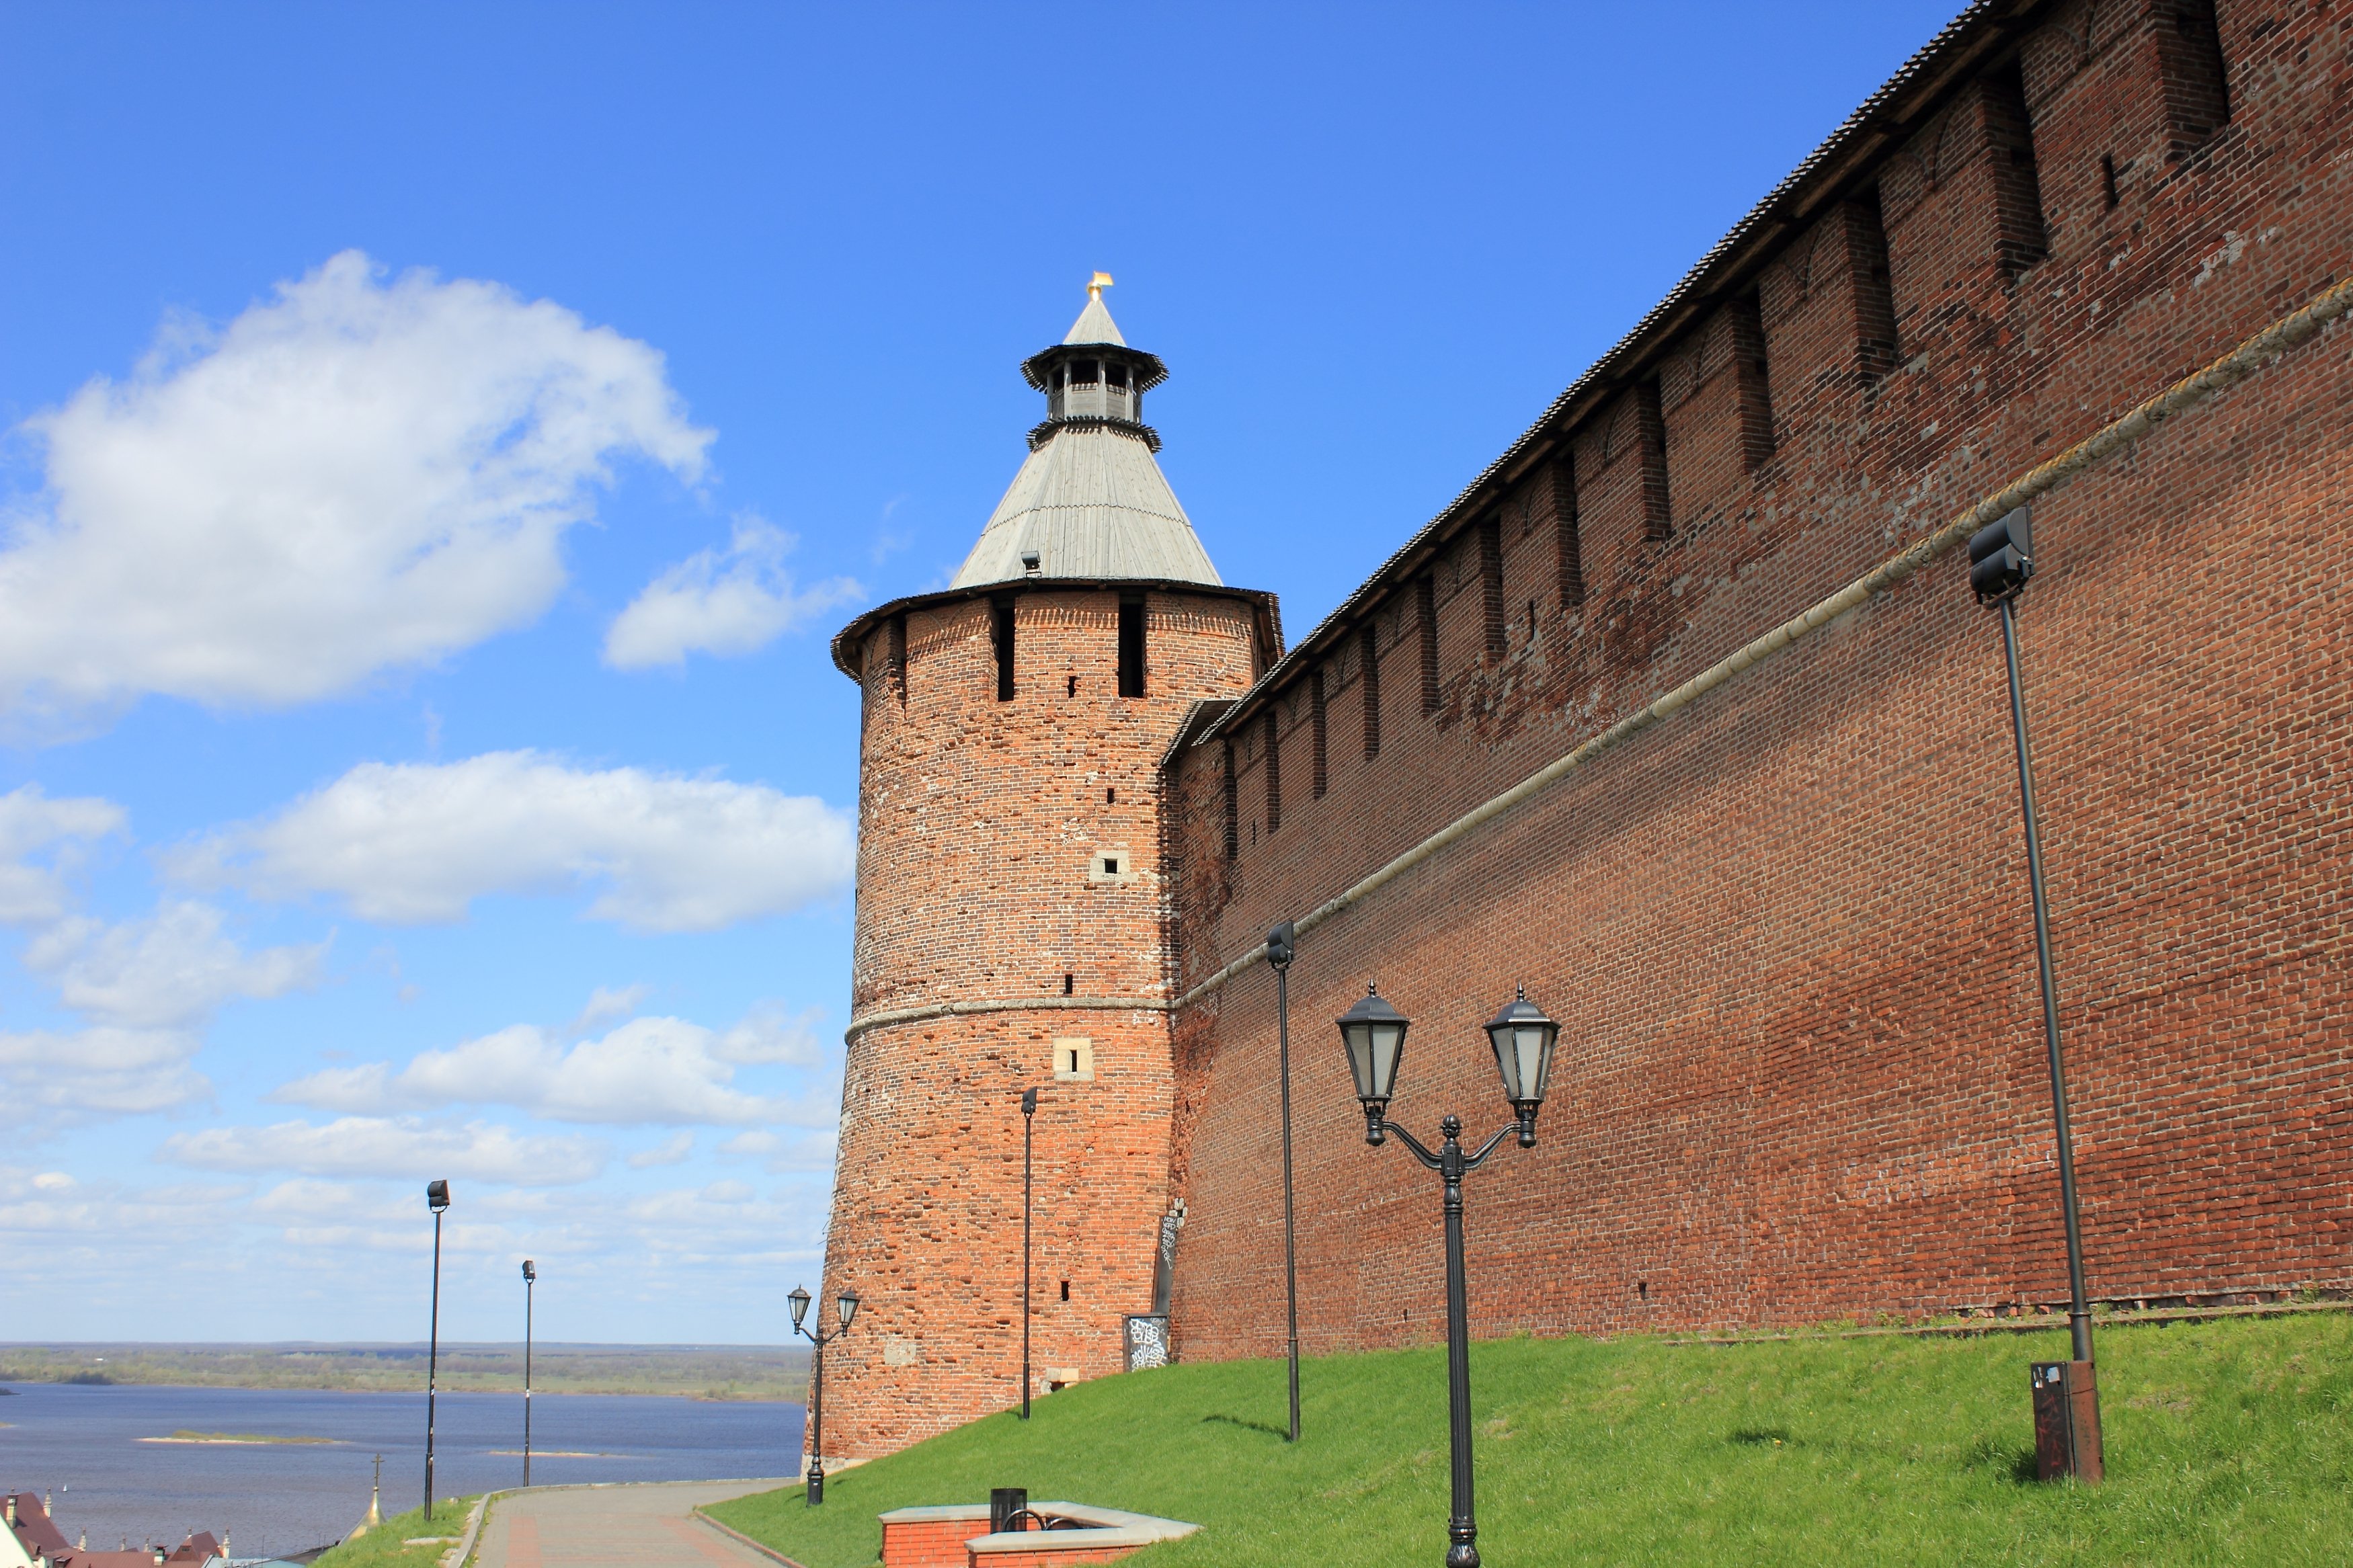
[
  {"left": 881, "top": 1517, "right": 984, "bottom": 1568},
  {"left": 822, "top": 587, "right": 1262, "bottom": 1454},
  {"left": 1162, "top": 0, "right": 2353, "bottom": 1360}
]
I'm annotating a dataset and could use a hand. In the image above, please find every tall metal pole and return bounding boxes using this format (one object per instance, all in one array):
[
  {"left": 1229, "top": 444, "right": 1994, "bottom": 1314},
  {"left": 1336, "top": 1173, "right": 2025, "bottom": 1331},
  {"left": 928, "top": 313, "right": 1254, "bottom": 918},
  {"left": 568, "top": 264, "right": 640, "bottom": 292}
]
[
  {"left": 522, "top": 1269, "right": 534, "bottom": 1489},
  {"left": 424, "top": 1208, "right": 442, "bottom": 1521},
  {"left": 1437, "top": 1118, "right": 1480, "bottom": 1568},
  {"left": 1021, "top": 1088, "right": 1037, "bottom": 1420},
  {"left": 1273, "top": 940, "right": 1300, "bottom": 1443},
  {"left": 806, "top": 1337, "right": 825, "bottom": 1504},
  {"left": 2001, "top": 597, "right": 2095, "bottom": 1366}
]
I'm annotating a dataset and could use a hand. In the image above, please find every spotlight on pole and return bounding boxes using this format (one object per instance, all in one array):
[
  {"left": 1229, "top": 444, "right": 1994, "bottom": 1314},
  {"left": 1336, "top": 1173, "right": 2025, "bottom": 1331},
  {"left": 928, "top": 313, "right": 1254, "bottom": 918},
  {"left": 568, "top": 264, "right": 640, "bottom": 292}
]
[
  {"left": 520, "top": 1260, "right": 536, "bottom": 1489},
  {"left": 422, "top": 1180, "right": 450, "bottom": 1520},
  {"left": 1970, "top": 503, "right": 2104, "bottom": 1485},
  {"left": 1266, "top": 919, "right": 1302, "bottom": 1443}
]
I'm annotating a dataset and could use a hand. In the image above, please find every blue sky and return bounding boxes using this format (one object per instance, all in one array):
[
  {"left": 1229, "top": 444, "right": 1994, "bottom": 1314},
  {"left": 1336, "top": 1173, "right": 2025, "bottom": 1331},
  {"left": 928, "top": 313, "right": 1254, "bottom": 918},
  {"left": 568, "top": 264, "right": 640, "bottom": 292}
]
[{"left": 0, "top": 1, "right": 1956, "bottom": 1344}]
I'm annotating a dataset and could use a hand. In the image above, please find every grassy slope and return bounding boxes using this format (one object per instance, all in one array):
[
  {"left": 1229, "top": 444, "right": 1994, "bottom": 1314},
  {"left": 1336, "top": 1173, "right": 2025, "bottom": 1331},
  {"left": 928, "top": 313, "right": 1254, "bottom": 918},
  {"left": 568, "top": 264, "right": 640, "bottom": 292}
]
[
  {"left": 709, "top": 1314, "right": 2352, "bottom": 1567},
  {"left": 309, "top": 1499, "right": 479, "bottom": 1568}
]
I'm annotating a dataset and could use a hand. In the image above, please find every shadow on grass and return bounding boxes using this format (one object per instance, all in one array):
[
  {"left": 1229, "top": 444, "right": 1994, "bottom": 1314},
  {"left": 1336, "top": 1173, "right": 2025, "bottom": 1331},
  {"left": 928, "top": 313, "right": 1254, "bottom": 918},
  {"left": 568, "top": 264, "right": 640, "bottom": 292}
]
[
  {"left": 1961, "top": 1432, "right": 2042, "bottom": 1485},
  {"left": 1728, "top": 1427, "right": 1796, "bottom": 1447},
  {"left": 1201, "top": 1413, "right": 1289, "bottom": 1440}
]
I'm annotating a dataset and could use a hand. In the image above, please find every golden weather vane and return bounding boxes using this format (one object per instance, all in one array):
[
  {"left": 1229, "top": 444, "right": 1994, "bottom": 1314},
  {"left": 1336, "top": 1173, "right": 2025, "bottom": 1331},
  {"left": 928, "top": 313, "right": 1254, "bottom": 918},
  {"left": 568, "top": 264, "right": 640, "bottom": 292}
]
[{"left": 1088, "top": 271, "right": 1114, "bottom": 299}]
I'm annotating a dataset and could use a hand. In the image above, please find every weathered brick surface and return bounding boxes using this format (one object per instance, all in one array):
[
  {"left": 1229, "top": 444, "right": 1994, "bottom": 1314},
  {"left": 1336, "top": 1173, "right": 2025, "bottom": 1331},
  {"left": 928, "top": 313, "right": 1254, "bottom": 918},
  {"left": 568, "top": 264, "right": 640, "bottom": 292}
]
[
  {"left": 822, "top": 589, "right": 1262, "bottom": 1455},
  {"left": 824, "top": 0, "right": 2353, "bottom": 1457},
  {"left": 1162, "top": 0, "right": 2352, "bottom": 1358}
]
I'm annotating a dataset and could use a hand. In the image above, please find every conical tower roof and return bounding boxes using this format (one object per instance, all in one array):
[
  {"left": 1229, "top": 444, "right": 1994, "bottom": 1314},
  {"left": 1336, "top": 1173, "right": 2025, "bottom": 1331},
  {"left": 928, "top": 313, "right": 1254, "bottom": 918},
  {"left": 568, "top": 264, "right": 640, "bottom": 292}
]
[{"left": 949, "top": 282, "right": 1221, "bottom": 589}]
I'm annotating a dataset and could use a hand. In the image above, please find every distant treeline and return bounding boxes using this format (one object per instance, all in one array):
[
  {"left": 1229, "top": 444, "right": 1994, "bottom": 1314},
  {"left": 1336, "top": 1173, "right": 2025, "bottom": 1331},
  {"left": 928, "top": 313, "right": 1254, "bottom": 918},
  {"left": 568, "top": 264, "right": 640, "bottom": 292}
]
[{"left": 0, "top": 1343, "right": 809, "bottom": 1401}]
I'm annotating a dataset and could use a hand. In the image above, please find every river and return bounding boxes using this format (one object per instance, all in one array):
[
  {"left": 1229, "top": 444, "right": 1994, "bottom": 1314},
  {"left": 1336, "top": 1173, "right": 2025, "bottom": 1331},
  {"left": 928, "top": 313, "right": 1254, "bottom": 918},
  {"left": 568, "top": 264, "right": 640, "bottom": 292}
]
[{"left": 0, "top": 1383, "right": 805, "bottom": 1558}]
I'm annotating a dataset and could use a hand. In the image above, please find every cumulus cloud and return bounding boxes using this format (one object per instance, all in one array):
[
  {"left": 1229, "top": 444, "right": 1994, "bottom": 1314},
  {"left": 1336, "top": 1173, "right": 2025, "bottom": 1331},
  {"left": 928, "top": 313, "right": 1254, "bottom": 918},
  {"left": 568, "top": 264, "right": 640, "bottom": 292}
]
[
  {"left": 604, "top": 518, "right": 861, "bottom": 670},
  {"left": 174, "top": 750, "right": 854, "bottom": 932},
  {"left": 161, "top": 1116, "right": 605, "bottom": 1186},
  {"left": 0, "top": 1026, "right": 212, "bottom": 1116},
  {"left": 718, "top": 1127, "right": 839, "bottom": 1175},
  {"left": 270, "top": 1006, "right": 832, "bottom": 1126},
  {"left": 24, "top": 901, "right": 323, "bottom": 1029},
  {"left": 0, "top": 785, "right": 126, "bottom": 924},
  {"left": 0, "top": 250, "right": 711, "bottom": 725},
  {"left": 0, "top": 901, "right": 322, "bottom": 1120},
  {"left": 627, "top": 1130, "right": 696, "bottom": 1169}
]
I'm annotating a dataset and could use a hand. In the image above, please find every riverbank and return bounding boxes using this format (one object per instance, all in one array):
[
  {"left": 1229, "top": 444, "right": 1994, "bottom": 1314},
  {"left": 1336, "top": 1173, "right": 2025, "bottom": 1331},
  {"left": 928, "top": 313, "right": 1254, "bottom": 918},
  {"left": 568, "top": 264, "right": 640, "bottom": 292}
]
[{"left": 0, "top": 1344, "right": 807, "bottom": 1401}]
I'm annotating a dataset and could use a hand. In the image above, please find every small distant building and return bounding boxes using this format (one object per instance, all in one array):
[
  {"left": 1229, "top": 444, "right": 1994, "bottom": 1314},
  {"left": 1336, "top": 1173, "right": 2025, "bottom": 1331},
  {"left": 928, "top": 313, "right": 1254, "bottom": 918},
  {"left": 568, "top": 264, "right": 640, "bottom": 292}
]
[{"left": 3, "top": 1493, "right": 225, "bottom": 1568}]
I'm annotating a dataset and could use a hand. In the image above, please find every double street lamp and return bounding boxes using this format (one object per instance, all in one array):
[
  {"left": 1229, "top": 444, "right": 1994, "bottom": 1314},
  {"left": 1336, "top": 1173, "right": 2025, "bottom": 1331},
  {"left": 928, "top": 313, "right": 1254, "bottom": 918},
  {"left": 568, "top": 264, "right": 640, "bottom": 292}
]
[
  {"left": 1338, "top": 984, "right": 1560, "bottom": 1568},
  {"left": 787, "top": 1284, "right": 860, "bottom": 1505}
]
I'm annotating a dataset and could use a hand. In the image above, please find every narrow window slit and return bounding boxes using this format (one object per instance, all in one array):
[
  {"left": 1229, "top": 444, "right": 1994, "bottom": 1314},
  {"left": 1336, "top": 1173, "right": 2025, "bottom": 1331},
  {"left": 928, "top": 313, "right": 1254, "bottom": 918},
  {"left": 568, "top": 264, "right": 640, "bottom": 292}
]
[
  {"left": 992, "top": 597, "right": 1016, "bottom": 701},
  {"left": 1309, "top": 670, "right": 1328, "bottom": 798}
]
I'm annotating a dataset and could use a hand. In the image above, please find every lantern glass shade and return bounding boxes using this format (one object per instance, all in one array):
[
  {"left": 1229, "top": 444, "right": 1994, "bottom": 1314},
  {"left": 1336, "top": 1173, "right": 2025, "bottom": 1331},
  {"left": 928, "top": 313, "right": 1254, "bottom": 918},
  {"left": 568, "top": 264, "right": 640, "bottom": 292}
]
[
  {"left": 1336, "top": 985, "right": 1410, "bottom": 1110},
  {"left": 787, "top": 1285, "right": 811, "bottom": 1330},
  {"left": 838, "top": 1290, "right": 861, "bottom": 1330},
  {"left": 1484, "top": 987, "right": 1560, "bottom": 1108}
]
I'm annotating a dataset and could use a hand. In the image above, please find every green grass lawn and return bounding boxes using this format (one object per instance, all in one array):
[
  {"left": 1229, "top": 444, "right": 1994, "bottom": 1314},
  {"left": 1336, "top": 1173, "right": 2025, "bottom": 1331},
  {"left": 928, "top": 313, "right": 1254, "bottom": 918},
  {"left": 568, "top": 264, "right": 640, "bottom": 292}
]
[
  {"left": 309, "top": 1497, "right": 479, "bottom": 1568},
  {"left": 707, "top": 1313, "right": 2352, "bottom": 1567}
]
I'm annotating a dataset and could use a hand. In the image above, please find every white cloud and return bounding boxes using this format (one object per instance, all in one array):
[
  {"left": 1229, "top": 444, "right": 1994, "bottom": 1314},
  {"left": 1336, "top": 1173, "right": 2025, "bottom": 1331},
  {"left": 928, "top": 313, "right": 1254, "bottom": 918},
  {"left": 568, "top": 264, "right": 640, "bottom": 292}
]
[
  {"left": 0, "top": 785, "right": 126, "bottom": 924},
  {"left": 627, "top": 1130, "right": 696, "bottom": 1169},
  {"left": 604, "top": 517, "right": 861, "bottom": 670},
  {"left": 0, "top": 1026, "right": 208, "bottom": 1115},
  {"left": 0, "top": 901, "right": 321, "bottom": 1120},
  {"left": 718, "top": 1127, "right": 839, "bottom": 1175},
  {"left": 175, "top": 750, "right": 854, "bottom": 932},
  {"left": 161, "top": 1116, "right": 605, "bottom": 1186},
  {"left": 0, "top": 250, "right": 710, "bottom": 725},
  {"left": 24, "top": 901, "right": 323, "bottom": 1029},
  {"left": 270, "top": 1008, "right": 832, "bottom": 1126}
]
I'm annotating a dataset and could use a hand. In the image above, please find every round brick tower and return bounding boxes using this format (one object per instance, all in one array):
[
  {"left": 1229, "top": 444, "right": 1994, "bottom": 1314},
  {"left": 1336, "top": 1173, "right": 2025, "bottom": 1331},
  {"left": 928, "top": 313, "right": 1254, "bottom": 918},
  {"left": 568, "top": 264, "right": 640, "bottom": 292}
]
[{"left": 819, "top": 280, "right": 1277, "bottom": 1459}]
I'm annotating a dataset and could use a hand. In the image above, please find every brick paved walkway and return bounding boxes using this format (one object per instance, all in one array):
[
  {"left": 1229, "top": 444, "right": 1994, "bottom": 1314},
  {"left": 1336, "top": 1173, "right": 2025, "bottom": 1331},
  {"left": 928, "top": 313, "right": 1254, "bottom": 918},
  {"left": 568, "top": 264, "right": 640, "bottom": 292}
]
[{"left": 471, "top": 1479, "right": 795, "bottom": 1568}]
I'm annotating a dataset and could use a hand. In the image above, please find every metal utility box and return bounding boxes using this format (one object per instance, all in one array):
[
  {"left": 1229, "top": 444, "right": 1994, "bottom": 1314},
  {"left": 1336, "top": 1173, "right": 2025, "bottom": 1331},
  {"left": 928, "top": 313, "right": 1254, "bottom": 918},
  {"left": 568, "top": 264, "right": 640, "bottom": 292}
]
[
  {"left": 990, "top": 1488, "right": 1029, "bottom": 1535},
  {"left": 2030, "top": 1360, "right": 2104, "bottom": 1483}
]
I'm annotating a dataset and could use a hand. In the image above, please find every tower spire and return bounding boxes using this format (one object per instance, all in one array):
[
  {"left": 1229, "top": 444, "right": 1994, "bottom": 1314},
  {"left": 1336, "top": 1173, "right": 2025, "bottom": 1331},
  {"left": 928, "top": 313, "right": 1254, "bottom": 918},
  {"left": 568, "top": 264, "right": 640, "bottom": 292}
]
[{"left": 947, "top": 284, "right": 1220, "bottom": 589}]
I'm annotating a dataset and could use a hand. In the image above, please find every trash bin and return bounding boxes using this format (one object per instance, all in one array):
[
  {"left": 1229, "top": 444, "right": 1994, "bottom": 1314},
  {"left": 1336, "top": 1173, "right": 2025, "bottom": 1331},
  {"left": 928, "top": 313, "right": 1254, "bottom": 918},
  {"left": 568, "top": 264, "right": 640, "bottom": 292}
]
[{"left": 2029, "top": 1360, "right": 2104, "bottom": 1483}]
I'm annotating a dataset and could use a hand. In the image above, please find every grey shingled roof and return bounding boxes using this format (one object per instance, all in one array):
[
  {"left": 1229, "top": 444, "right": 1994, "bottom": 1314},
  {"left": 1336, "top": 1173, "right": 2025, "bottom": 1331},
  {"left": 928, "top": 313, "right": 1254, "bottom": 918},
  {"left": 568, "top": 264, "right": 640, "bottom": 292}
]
[{"left": 949, "top": 292, "right": 1222, "bottom": 589}]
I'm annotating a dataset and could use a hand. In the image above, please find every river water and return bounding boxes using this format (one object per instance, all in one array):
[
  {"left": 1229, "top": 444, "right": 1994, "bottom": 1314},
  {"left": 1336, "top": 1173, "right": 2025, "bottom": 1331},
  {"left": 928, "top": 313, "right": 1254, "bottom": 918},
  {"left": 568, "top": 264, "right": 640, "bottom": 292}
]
[{"left": 0, "top": 1383, "right": 804, "bottom": 1558}]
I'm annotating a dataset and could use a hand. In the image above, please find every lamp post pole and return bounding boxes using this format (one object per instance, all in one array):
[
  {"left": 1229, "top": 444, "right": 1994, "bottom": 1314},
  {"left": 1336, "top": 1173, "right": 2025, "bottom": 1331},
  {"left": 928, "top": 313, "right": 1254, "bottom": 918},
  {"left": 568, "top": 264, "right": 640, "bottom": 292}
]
[
  {"left": 1267, "top": 921, "right": 1301, "bottom": 1442},
  {"left": 788, "top": 1286, "right": 861, "bottom": 1505},
  {"left": 1338, "top": 985, "right": 1560, "bottom": 1568},
  {"left": 423, "top": 1180, "right": 450, "bottom": 1521},
  {"left": 1969, "top": 505, "right": 2102, "bottom": 1482},
  {"left": 520, "top": 1260, "right": 536, "bottom": 1489},
  {"left": 1020, "top": 1087, "right": 1038, "bottom": 1420}
]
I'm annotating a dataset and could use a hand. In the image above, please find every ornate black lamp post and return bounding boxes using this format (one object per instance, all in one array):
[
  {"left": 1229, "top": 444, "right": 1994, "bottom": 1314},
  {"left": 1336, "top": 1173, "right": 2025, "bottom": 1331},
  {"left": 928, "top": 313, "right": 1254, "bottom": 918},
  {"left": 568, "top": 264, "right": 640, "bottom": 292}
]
[
  {"left": 1267, "top": 920, "right": 1301, "bottom": 1442},
  {"left": 520, "top": 1259, "right": 536, "bottom": 1488},
  {"left": 788, "top": 1284, "right": 860, "bottom": 1505},
  {"left": 423, "top": 1179, "right": 450, "bottom": 1520},
  {"left": 1969, "top": 504, "right": 2103, "bottom": 1483},
  {"left": 1339, "top": 984, "right": 1560, "bottom": 1568}
]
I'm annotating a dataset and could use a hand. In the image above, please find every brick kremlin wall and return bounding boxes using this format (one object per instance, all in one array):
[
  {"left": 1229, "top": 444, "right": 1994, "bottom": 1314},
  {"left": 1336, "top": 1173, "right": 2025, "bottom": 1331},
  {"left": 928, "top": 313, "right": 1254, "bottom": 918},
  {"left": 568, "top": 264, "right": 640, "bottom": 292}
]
[
  {"left": 1161, "top": 0, "right": 2352, "bottom": 1358},
  {"left": 819, "top": 587, "right": 1266, "bottom": 1455}
]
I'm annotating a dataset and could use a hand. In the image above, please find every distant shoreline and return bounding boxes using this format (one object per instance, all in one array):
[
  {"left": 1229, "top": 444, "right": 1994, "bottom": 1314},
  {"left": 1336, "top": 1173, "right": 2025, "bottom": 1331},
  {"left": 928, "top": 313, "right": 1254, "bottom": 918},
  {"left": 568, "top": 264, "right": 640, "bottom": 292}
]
[
  {"left": 140, "top": 1432, "right": 344, "bottom": 1446},
  {"left": 0, "top": 1343, "right": 806, "bottom": 1403}
]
